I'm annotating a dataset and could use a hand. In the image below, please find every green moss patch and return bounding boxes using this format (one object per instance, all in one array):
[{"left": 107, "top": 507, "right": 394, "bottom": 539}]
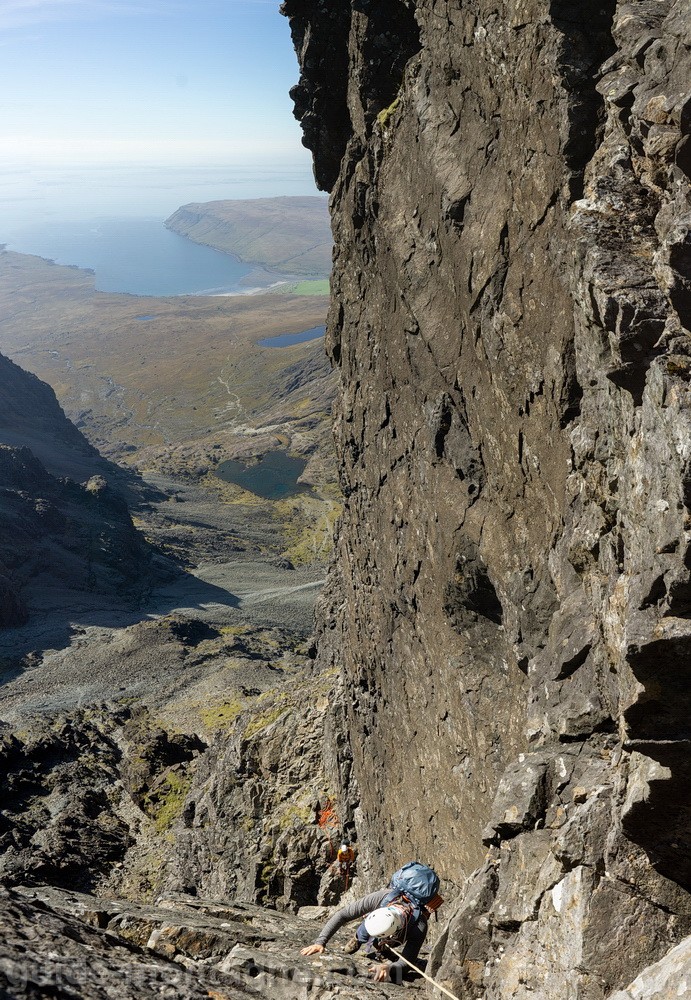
[
  {"left": 148, "top": 768, "right": 194, "bottom": 833},
  {"left": 377, "top": 96, "right": 401, "bottom": 128},
  {"left": 276, "top": 495, "right": 341, "bottom": 566},
  {"left": 243, "top": 693, "right": 292, "bottom": 739},
  {"left": 198, "top": 697, "right": 245, "bottom": 732}
]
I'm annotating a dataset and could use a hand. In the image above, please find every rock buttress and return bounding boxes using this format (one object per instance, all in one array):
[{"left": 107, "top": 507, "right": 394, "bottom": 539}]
[{"left": 284, "top": 0, "right": 691, "bottom": 996}]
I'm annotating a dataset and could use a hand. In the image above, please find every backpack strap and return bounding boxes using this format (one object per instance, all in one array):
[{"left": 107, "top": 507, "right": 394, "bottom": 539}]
[{"left": 381, "top": 889, "right": 422, "bottom": 924}]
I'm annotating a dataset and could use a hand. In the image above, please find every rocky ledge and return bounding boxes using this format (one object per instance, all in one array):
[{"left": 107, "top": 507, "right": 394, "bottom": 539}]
[{"left": 1, "top": 886, "right": 421, "bottom": 999}]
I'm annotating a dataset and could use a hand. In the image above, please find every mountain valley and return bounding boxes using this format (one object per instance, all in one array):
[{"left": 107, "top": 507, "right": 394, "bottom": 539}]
[
  {"left": 0, "top": 220, "right": 339, "bottom": 565},
  {"left": 0, "top": 203, "right": 361, "bottom": 998},
  {"left": 2, "top": 3, "right": 691, "bottom": 1000}
]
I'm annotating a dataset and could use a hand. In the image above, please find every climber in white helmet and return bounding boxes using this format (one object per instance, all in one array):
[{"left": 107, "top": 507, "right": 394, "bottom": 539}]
[{"left": 300, "top": 889, "right": 428, "bottom": 983}]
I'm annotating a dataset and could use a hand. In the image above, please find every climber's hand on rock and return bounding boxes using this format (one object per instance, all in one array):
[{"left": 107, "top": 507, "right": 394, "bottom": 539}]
[
  {"left": 368, "top": 962, "right": 391, "bottom": 982},
  {"left": 301, "top": 943, "right": 325, "bottom": 957}
]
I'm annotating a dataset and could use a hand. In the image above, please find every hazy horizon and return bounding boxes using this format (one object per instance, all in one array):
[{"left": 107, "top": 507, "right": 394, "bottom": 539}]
[
  {"left": 0, "top": 4, "right": 326, "bottom": 299},
  {"left": 2, "top": 2, "right": 310, "bottom": 173},
  {"left": 0, "top": 161, "right": 323, "bottom": 233}
]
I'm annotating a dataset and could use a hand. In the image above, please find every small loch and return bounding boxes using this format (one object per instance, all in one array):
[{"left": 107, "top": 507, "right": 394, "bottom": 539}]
[
  {"left": 215, "top": 450, "right": 312, "bottom": 500},
  {"left": 257, "top": 325, "right": 325, "bottom": 349}
]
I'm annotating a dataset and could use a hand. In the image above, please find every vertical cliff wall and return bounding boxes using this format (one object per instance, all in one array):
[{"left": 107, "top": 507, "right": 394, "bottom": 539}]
[{"left": 283, "top": 1, "right": 691, "bottom": 996}]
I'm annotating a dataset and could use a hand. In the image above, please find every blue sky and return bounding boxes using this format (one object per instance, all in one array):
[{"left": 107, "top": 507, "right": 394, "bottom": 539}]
[{"left": 1, "top": 0, "right": 308, "bottom": 168}]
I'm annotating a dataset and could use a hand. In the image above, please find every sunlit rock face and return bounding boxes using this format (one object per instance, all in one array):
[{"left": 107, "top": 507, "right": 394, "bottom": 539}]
[
  {"left": 1, "top": 886, "right": 409, "bottom": 1000},
  {"left": 283, "top": 0, "right": 691, "bottom": 996}
]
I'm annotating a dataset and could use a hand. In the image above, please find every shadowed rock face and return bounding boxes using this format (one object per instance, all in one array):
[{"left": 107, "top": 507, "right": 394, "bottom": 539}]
[
  {"left": 0, "top": 354, "right": 164, "bottom": 635},
  {"left": 0, "top": 446, "right": 154, "bottom": 630},
  {"left": 284, "top": 0, "right": 691, "bottom": 996},
  {"left": 0, "top": 353, "right": 102, "bottom": 481}
]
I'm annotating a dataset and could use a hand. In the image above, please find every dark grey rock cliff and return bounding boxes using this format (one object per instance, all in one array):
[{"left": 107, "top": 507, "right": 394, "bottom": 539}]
[
  {"left": 0, "top": 352, "right": 102, "bottom": 481},
  {"left": 0, "top": 354, "right": 157, "bottom": 629},
  {"left": 283, "top": 0, "right": 691, "bottom": 996}
]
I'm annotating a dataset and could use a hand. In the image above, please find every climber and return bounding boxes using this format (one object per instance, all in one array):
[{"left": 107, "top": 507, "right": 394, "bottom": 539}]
[
  {"left": 300, "top": 891, "right": 427, "bottom": 982},
  {"left": 300, "top": 861, "right": 441, "bottom": 984},
  {"left": 336, "top": 842, "right": 356, "bottom": 867},
  {"left": 335, "top": 842, "right": 356, "bottom": 890}
]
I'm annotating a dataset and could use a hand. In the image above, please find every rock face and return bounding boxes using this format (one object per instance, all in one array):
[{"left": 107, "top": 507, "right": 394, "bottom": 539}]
[
  {"left": 0, "top": 654, "right": 345, "bottom": 910},
  {"left": 0, "top": 352, "right": 102, "bottom": 481},
  {"left": 0, "top": 675, "right": 392, "bottom": 999},
  {"left": 0, "top": 711, "right": 137, "bottom": 892},
  {"left": 0, "top": 353, "right": 158, "bottom": 629},
  {"left": 283, "top": 0, "right": 691, "bottom": 996},
  {"left": 0, "top": 887, "right": 227, "bottom": 1000},
  {"left": 1, "top": 886, "right": 415, "bottom": 1000},
  {"left": 0, "top": 442, "right": 152, "bottom": 629},
  {"left": 166, "top": 669, "right": 350, "bottom": 909}
]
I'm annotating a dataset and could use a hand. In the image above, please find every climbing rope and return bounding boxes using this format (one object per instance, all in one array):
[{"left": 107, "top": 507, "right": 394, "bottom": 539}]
[
  {"left": 317, "top": 799, "right": 340, "bottom": 861},
  {"left": 386, "top": 945, "right": 462, "bottom": 1000}
]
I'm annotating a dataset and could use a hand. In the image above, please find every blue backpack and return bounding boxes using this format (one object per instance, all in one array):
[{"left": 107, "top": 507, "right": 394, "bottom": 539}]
[{"left": 388, "top": 861, "right": 440, "bottom": 908}]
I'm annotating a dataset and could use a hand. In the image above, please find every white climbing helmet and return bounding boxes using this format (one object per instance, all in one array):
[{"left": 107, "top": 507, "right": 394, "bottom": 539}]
[{"left": 363, "top": 906, "right": 406, "bottom": 939}]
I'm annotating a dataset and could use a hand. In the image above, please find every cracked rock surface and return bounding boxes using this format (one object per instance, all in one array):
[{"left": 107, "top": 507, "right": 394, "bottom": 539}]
[{"left": 1, "top": 886, "right": 421, "bottom": 1000}]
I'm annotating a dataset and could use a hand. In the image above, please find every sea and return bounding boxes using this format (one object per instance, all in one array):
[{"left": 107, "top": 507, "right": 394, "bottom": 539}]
[{"left": 0, "top": 162, "right": 324, "bottom": 297}]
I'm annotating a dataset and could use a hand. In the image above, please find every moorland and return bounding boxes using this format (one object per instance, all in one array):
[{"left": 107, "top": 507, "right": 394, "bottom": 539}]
[{"left": 0, "top": 238, "right": 338, "bottom": 570}]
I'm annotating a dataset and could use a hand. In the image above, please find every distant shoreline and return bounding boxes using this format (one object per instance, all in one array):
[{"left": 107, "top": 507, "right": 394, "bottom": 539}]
[
  {"left": 164, "top": 197, "right": 332, "bottom": 283},
  {"left": 2, "top": 206, "right": 330, "bottom": 299}
]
